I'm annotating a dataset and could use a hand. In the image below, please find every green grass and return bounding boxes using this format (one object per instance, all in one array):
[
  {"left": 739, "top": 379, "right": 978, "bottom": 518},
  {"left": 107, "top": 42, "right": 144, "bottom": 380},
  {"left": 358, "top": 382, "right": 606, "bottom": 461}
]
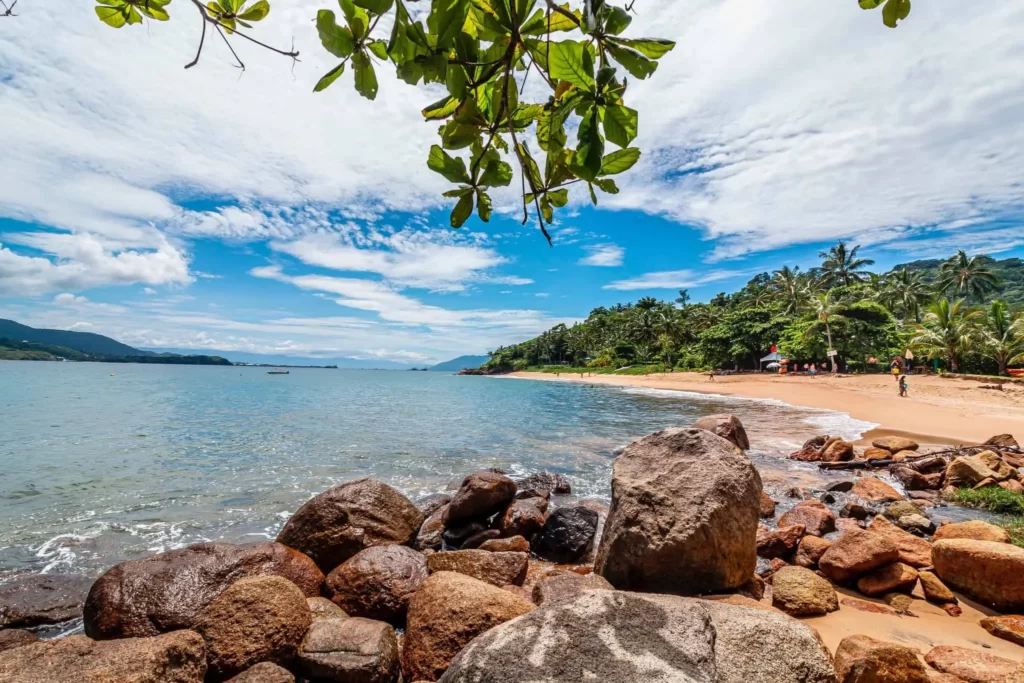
[
  {"left": 998, "top": 517, "right": 1024, "bottom": 548},
  {"left": 950, "top": 486, "right": 1024, "bottom": 515}
]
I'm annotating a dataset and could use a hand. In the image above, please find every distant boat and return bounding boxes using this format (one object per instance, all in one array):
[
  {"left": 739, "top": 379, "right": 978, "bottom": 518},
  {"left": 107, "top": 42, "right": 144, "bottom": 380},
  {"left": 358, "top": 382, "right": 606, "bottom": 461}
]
[{"left": 267, "top": 369, "right": 289, "bottom": 375}]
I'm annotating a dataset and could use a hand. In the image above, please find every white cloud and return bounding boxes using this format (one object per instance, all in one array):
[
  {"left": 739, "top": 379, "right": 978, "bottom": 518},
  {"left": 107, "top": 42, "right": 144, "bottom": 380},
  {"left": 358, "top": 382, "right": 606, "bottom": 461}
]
[
  {"left": 143, "top": 287, "right": 157, "bottom": 295},
  {"left": 604, "top": 269, "right": 750, "bottom": 291},
  {"left": 579, "top": 244, "right": 625, "bottom": 267}
]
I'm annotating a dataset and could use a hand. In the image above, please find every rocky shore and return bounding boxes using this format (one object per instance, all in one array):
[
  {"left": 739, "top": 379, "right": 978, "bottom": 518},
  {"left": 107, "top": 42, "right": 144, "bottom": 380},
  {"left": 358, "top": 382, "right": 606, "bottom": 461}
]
[{"left": 2, "top": 416, "right": 1024, "bottom": 682}]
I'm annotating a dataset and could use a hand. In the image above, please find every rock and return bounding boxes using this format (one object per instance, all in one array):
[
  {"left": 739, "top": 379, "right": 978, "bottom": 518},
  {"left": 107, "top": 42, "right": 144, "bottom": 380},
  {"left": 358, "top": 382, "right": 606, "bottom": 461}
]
[
  {"left": 277, "top": 478, "right": 424, "bottom": 572},
  {"left": 325, "top": 545, "right": 428, "bottom": 625},
  {"left": 819, "top": 529, "right": 900, "bottom": 583},
  {"left": 868, "top": 515, "right": 933, "bottom": 568},
  {"left": 842, "top": 499, "right": 871, "bottom": 520},
  {"left": 479, "top": 535, "right": 530, "bottom": 552},
  {"left": 692, "top": 413, "right": 751, "bottom": 450},
  {"left": 856, "top": 562, "right": 919, "bottom": 597},
  {"left": 790, "top": 445, "right": 823, "bottom": 462},
  {"left": 794, "top": 535, "right": 832, "bottom": 569},
  {"left": 757, "top": 524, "right": 805, "bottom": 559},
  {"left": 863, "top": 447, "right": 894, "bottom": 461},
  {"left": 892, "top": 466, "right": 944, "bottom": 491},
  {"left": 532, "top": 573, "right": 614, "bottom": 606},
  {"left": 827, "top": 480, "right": 855, "bottom": 492},
  {"left": 886, "top": 500, "right": 925, "bottom": 520},
  {"left": 778, "top": 500, "right": 836, "bottom": 537},
  {"left": 0, "top": 574, "right": 93, "bottom": 630},
  {"left": 822, "top": 439, "right": 855, "bottom": 462},
  {"left": 737, "top": 573, "right": 766, "bottom": 601},
  {"left": 497, "top": 497, "right": 548, "bottom": 539},
  {"left": 851, "top": 477, "right": 903, "bottom": 504},
  {"left": 945, "top": 451, "right": 1016, "bottom": 488},
  {"left": 917, "top": 570, "right": 956, "bottom": 604},
  {"left": 834, "top": 635, "right": 930, "bottom": 683},
  {"left": 227, "top": 662, "right": 295, "bottom": 683},
  {"left": 884, "top": 593, "right": 914, "bottom": 613},
  {"left": 516, "top": 471, "right": 572, "bottom": 495},
  {"left": 532, "top": 507, "right": 598, "bottom": 564},
  {"left": 986, "top": 434, "right": 1020, "bottom": 449},
  {"left": 401, "top": 571, "right": 535, "bottom": 682},
  {"left": 515, "top": 487, "right": 552, "bottom": 501},
  {"left": 933, "top": 539, "right": 1024, "bottom": 611},
  {"left": 296, "top": 617, "right": 399, "bottom": 683},
  {"left": 307, "top": 596, "right": 348, "bottom": 620},
  {"left": 837, "top": 518, "right": 866, "bottom": 533},
  {"left": 0, "top": 629, "right": 38, "bottom": 654},
  {"left": 1001, "top": 479, "right": 1024, "bottom": 494},
  {"left": 444, "top": 471, "right": 517, "bottom": 525},
  {"left": 441, "top": 521, "right": 486, "bottom": 549},
  {"left": 760, "top": 492, "right": 777, "bottom": 518},
  {"left": 907, "top": 489, "right": 939, "bottom": 502},
  {"left": 415, "top": 506, "right": 447, "bottom": 551},
  {"left": 933, "top": 520, "right": 1011, "bottom": 544},
  {"left": 426, "top": 550, "right": 528, "bottom": 587},
  {"left": 873, "top": 436, "right": 920, "bottom": 453},
  {"left": 895, "top": 514, "right": 936, "bottom": 536},
  {"left": 414, "top": 494, "right": 452, "bottom": 518},
  {"left": 804, "top": 435, "right": 830, "bottom": 450},
  {"left": 595, "top": 428, "right": 762, "bottom": 594},
  {"left": 979, "top": 615, "right": 1024, "bottom": 647},
  {"left": 196, "top": 575, "right": 311, "bottom": 680},
  {"left": 891, "top": 450, "right": 917, "bottom": 462},
  {"left": 0, "top": 630, "right": 207, "bottom": 683},
  {"left": 924, "top": 645, "right": 1019, "bottom": 683},
  {"left": 452, "top": 528, "right": 499, "bottom": 550},
  {"left": 84, "top": 542, "right": 323, "bottom": 639},
  {"left": 941, "top": 602, "right": 963, "bottom": 617},
  {"left": 770, "top": 565, "right": 839, "bottom": 616}
]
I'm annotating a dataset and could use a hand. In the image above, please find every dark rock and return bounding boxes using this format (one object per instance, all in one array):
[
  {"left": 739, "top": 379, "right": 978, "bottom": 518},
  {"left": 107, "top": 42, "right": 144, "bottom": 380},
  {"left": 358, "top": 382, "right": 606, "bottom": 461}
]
[
  {"left": 778, "top": 499, "right": 836, "bottom": 537},
  {"left": 444, "top": 472, "right": 517, "bottom": 525},
  {"left": 692, "top": 413, "right": 751, "bottom": 450},
  {"left": 516, "top": 472, "right": 572, "bottom": 495},
  {"left": 227, "top": 662, "right": 295, "bottom": 683},
  {"left": 460, "top": 528, "right": 501, "bottom": 549},
  {"left": 324, "top": 545, "right": 428, "bottom": 625},
  {"left": 0, "top": 629, "right": 38, "bottom": 654},
  {"left": 276, "top": 478, "right": 424, "bottom": 573},
  {"left": 0, "top": 574, "right": 93, "bottom": 629},
  {"left": 83, "top": 542, "right": 322, "bottom": 639},
  {"left": 497, "top": 498, "right": 548, "bottom": 539},
  {"left": 441, "top": 521, "right": 486, "bottom": 549},
  {"left": 296, "top": 617, "right": 399, "bottom": 683},
  {"left": 414, "top": 494, "right": 452, "bottom": 518},
  {"left": 532, "top": 507, "right": 598, "bottom": 564},
  {"left": 427, "top": 550, "right": 529, "bottom": 587},
  {"left": 826, "top": 480, "right": 854, "bottom": 493},
  {"left": 841, "top": 500, "right": 870, "bottom": 520},
  {"left": 856, "top": 562, "right": 918, "bottom": 597},
  {"left": 414, "top": 506, "right": 446, "bottom": 551},
  {"left": 803, "top": 435, "right": 829, "bottom": 450},
  {"left": 514, "top": 487, "right": 551, "bottom": 501}
]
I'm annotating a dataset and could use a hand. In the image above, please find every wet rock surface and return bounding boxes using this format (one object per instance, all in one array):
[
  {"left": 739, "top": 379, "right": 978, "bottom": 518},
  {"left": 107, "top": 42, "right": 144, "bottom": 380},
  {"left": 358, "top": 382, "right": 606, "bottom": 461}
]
[
  {"left": 296, "top": 617, "right": 399, "bottom": 683},
  {"left": 0, "top": 574, "right": 93, "bottom": 630},
  {"left": 444, "top": 471, "right": 517, "bottom": 525},
  {"left": 532, "top": 507, "right": 598, "bottom": 564},
  {"left": 325, "top": 544, "right": 428, "bottom": 625}
]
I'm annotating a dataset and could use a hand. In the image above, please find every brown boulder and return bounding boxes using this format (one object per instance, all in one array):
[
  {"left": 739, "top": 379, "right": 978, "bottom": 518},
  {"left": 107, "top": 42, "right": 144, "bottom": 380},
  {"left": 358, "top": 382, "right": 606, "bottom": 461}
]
[
  {"left": 851, "top": 477, "right": 903, "bottom": 504},
  {"left": 414, "top": 506, "right": 446, "bottom": 551},
  {"left": 227, "top": 662, "right": 295, "bottom": 683},
  {"left": 932, "top": 539, "right": 1024, "bottom": 611},
  {"left": 307, "top": 596, "right": 348, "bottom": 620},
  {"left": 196, "top": 575, "right": 312, "bottom": 681},
  {"left": 757, "top": 524, "right": 805, "bottom": 559},
  {"left": 794, "top": 535, "right": 832, "bottom": 569},
  {"left": 414, "top": 493, "right": 452, "bottom": 518},
  {"left": 0, "top": 630, "right": 206, "bottom": 683},
  {"left": 856, "top": 562, "right": 919, "bottom": 597},
  {"left": 873, "top": 436, "right": 919, "bottom": 453},
  {"left": 496, "top": 497, "right": 547, "bottom": 539},
  {"left": 779, "top": 499, "right": 836, "bottom": 537},
  {"left": 1001, "top": 479, "right": 1024, "bottom": 494},
  {"left": 402, "top": 571, "right": 535, "bottom": 682},
  {"left": 0, "top": 629, "right": 38, "bottom": 654},
  {"left": 0, "top": 574, "right": 93, "bottom": 629},
  {"left": 892, "top": 466, "right": 943, "bottom": 491},
  {"left": 980, "top": 615, "right": 1024, "bottom": 647},
  {"left": 924, "top": 645, "right": 1019, "bottom": 683},
  {"left": 985, "top": 434, "right": 1020, "bottom": 449},
  {"left": 479, "top": 535, "right": 530, "bottom": 553},
  {"left": 516, "top": 471, "right": 571, "bottom": 495},
  {"left": 834, "top": 634, "right": 930, "bottom": 683},
  {"left": 819, "top": 529, "right": 900, "bottom": 583},
  {"left": 933, "top": 520, "right": 1011, "bottom": 544},
  {"left": 868, "top": 515, "right": 933, "bottom": 568},
  {"left": 917, "top": 570, "right": 956, "bottom": 604},
  {"left": 444, "top": 471, "right": 517, "bottom": 525},
  {"left": 863, "top": 447, "right": 894, "bottom": 460},
  {"left": 532, "top": 572, "right": 614, "bottom": 606},
  {"left": 83, "top": 542, "right": 322, "bottom": 639},
  {"left": 277, "top": 478, "right": 424, "bottom": 572},
  {"left": 692, "top": 413, "right": 751, "bottom": 450},
  {"left": 760, "top": 492, "right": 777, "bottom": 518},
  {"left": 426, "top": 550, "right": 528, "bottom": 587},
  {"left": 296, "top": 617, "right": 399, "bottom": 683},
  {"left": 595, "top": 428, "right": 762, "bottom": 594},
  {"left": 822, "top": 439, "right": 855, "bottom": 462},
  {"left": 324, "top": 544, "right": 428, "bottom": 625},
  {"left": 790, "top": 445, "right": 823, "bottom": 462},
  {"left": 770, "top": 566, "right": 839, "bottom": 616}
]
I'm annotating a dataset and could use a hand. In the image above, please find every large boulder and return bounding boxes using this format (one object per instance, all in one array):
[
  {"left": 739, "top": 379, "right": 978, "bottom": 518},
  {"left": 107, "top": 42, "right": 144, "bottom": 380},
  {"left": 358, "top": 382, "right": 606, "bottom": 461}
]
[
  {"left": 402, "top": 571, "right": 535, "bottom": 682},
  {"left": 444, "top": 472, "right": 517, "bottom": 525},
  {"left": 497, "top": 497, "right": 548, "bottom": 539},
  {"left": 794, "top": 535, "right": 832, "bottom": 569},
  {"left": 277, "top": 478, "right": 424, "bottom": 572},
  {"left": 414, "top": 493, "right": 452, "bottom": 518},
  {"left": 692, "top": 413, "right": 750, "bottom": 450},
  {"left": 850, "top": 477, "right": 903, "bottom": 504},
  {"left": 757, "top": 524, "right": 805, "bottom": 559},
  {"left": 833, "top": 635, "right": 929, "bottom": 683},
  {"left": 819, "top": 529, "right": 900, "bottom": 583},
  {"left": 933, "top": 520, "right": 1011, "bottom": 544},
  {"left": 227, "top": 662, "right": 295, "bottom": 683},
  {"left": 0, "top": 629, "right": 38, "bottom": 654},
  {"left": 308, "top": 596, "right": 348, "bottom": 620},
  {"left": 296, "top": 617, "right": 399, "bottom": 683},
  {"left": 324, "top": 544, "right": 428, "bottom": 625},
  {"left": 770, "top": 566, "right": 839, "bottom": 616},
  {"left": 516, "top": 472, "right": 572, "bottom": 495},
  {"left": 532, "top": 507, "right": 598, "bottom": 563},
  {"left": 83, "top": 542, "right": 322, "bottom": 639},
  {"left": 924, "top": 645, "right": 1020, "bottom": 683},
  {"left": 426, "top": 550, "right": 528, "bottom": 587},
  {"left": 821, "top": 439, "right": 855, "bottom": 463},
  {"left": 867, "top": 515, "right": 933, "bottom": 568},
  {"left": 778, "top": 500, "right": 836, "bottom": 537},
  {"left": 532, "top": 573, "right": 614, "bottom": 606},
  {"left": 917, "top": 570, "right": 956, "bottom": 604},
  {"left": 0, "top": 630, "right": 206, "bottom": 683},
  {"left": 195, "top": 575, "right": 312, "bottom": 681},
  {"left": 980, "top": 615, "right": 1024, "bottom": 647},
  {"left": 872, "top": 436, "right": 919, "bottom": 453},
  {"left": 595, "top": 428, "right": 762, "bottom": 594},
  {"left": 0, "top": 574, "right": 94, "bottom": 629},
  {"left": 856, "top": 562, "right": 919, "bottom": 597},
  {"left": 415, "top": 506, "right": 446, "bottom": 551},
  {"left": 932, "top": 539, "right": 1024, "bottom": 611}
]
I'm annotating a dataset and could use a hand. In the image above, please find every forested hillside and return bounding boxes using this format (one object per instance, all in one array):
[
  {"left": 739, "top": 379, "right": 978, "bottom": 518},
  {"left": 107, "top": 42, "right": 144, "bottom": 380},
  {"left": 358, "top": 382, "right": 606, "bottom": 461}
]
[{"left": 0, "top": 319, "right": 152, "bottom": 357}]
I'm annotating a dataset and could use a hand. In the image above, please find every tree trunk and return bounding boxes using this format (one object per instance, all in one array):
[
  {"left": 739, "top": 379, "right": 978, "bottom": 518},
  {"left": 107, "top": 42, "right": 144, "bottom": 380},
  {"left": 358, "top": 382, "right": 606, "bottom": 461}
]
[{"left": 825, "top": 322, "right": 836, "bottom": 373}]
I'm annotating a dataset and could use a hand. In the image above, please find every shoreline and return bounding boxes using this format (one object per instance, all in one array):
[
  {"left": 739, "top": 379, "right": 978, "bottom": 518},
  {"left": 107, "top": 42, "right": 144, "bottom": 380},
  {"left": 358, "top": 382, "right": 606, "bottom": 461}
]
[{"left": 506, "top": 371, "right": 1024, "bottom": 446}]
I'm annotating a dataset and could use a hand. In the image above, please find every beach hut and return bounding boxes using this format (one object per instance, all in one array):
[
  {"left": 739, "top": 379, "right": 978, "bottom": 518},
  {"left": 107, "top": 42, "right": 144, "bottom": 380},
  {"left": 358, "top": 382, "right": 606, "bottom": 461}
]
[{"left": 760, "top": 351, "right": 785, "bottom": 372}]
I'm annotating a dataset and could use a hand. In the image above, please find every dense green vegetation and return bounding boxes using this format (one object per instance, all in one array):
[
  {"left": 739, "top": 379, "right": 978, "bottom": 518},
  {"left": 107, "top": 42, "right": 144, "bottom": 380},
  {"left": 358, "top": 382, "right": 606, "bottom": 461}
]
[
  {"left": 484, "top": 247, "right": 1024, "bottom": 376},
  {"left": 0, "top": 318, "right": 154, "bottom": 357},
  {"left": 0, "top": 338, "right": 233, "bottom": 366},
  {"left": 951, "top": 486, "right": 1024, "bottom": 515}
]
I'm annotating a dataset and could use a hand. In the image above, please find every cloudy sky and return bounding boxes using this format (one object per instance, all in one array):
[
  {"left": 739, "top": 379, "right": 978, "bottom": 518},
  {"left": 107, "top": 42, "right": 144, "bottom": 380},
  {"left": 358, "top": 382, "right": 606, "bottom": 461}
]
[{"left": 1, "top": 0, "right": 1022, "bottom": 364}]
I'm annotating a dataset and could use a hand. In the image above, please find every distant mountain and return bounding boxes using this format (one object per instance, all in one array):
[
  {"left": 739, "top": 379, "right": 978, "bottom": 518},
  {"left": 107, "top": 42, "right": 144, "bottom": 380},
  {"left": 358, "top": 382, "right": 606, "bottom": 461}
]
[
  {"left": 0, "top": 338, "right": 231, "bottom": 365},
  {"left": 142, "top": 348, "right": 416, "bottom": 370},
  {"left": 430, "top": 355, "right": 490, "bottom": 372},
  {"left": 0, "top": 318, "right": 152, "bottom": 357},
  {"left": 892, "top": 256, "right": 1024, "bottom": 305}
]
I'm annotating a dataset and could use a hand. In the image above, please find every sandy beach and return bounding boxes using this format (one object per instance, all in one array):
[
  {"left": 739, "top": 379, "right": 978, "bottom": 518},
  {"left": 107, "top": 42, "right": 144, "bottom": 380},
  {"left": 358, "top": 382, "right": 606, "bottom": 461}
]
[{"left": 509, "top": 371, "right": 1024, "bottom": 446}]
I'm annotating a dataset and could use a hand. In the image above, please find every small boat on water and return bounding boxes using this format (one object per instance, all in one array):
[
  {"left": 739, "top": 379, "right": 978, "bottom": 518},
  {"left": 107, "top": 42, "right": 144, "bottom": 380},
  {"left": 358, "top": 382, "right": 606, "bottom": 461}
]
[{"left": 267, "top": 368, "right": 290, "bottom": 375}]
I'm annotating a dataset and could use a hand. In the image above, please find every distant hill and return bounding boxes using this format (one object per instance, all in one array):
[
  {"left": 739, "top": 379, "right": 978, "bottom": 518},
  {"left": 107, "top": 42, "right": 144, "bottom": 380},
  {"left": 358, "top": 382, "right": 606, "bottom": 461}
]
[
  {"left": 431, "top": 355, "right": 490, "bottom": 372},
  {"left": 143, "top": 348, "right": 416, "bottom": 369},
  {"left": 892, "top": 256, "right": 1024, "bottom": 305},
  {"left": 0, "top": 338, "right": 231, "bottom": 365},
  {"left": 0, "top": 318, "right": 153, "bottom": 357}
]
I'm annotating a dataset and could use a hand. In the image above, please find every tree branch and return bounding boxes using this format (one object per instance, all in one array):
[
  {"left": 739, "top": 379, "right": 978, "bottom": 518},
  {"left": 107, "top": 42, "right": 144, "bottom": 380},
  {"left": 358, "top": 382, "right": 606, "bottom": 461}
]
[
  {"left": 185, "top": 0, "right": 299, "bottom": 70},
  {"left": 0, "top": 0, "right": 17, "bottom": 17}
]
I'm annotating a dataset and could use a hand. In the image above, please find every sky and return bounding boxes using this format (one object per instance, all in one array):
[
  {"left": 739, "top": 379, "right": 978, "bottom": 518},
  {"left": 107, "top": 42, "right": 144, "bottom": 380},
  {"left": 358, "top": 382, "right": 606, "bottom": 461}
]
[{"left": 1, "top": 0, "right": 1022, "bottom": 365}]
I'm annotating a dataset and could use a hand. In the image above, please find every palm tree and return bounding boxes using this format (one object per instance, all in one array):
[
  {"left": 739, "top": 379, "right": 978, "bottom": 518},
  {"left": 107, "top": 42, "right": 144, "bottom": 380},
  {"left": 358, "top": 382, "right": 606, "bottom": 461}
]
[
  {"left": 772, "top": 265, "right": 803, "bottom": 315},
  {"left": 937, "top": 250, "right": 1000, "bottom": 301},
  {"left": 819, "top": 241, "right": 875, "bottom": 287},
  {"left": 912, "top": 298, "right": 979, "bottom": 373},
  {"left": 807, "top": 291, "right": 845, "bottom": 372},
  {"left": 628, "top": 308, "right": 658, "bottom": 347},
  {"left": 981, "top": 300, "right": 1024, "bottom": 376},
  {"left": 885, "top": 267, "right": 932, "bottom": 322}
]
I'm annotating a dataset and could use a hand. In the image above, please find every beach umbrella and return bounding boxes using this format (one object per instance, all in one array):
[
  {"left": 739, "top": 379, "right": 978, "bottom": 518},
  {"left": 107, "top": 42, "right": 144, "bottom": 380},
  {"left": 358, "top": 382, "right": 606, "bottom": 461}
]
[{"left": 766, "top": 362, "right": 781, "bottom": 369}]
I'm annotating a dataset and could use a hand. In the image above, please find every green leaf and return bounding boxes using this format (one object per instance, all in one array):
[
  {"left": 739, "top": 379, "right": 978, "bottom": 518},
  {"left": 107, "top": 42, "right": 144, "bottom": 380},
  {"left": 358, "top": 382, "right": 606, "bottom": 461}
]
[
  {"left": 602, "top": 104, "right": 638, "bottom": 148},
  {"left": 479, "top": 160, "right": 513, "bottom": 187},
  {"left": 388, "top": 1, "right": 410, "bottom": 54},
  {"left": 880, "top": 0, "right": 909, "bottom": 26},
  {"left": 314, "top": 62, "right": 346, "bottom": 92},
  {"left": 95, "top": 5, "right": 127, "bottom": 27},
  {"left": 451, "top": 192, "right": 474, "bottom": 227},
  {"left": 423, "top": 95, "right": 460, "bottom": 120},
  {"left": 859, "top": 0, "right": 883, "bottom": 7},
  {"left": 352, "top": 51, "right": 379, "bottom": 100},
  {"left": 138, "top": 1, "right": 171, "bottom": 20},
  {"left": 354, "top": 0, "right": 393, "bottom": 14},
  {"left": 606, "top": 43, "right": 657, "bottom": 80},
  {"left": 599, "top": 147, "right": 640, "bottom": 175},
  {"left": 125, "top": 5, "right": 143, "bottom": 24},
  {"left": 549, "top": 40, "right": 595, "bottom": 91},
  {"left": 609, "top": 38, "right": 675, "bottom": 59},
  {"left": 476, "top": 190, "right": 492, "bottom": 221},
  {"left": 537, "top": 110, "right": 568, "bottom": 152},
  {"left": 317, "top": 10, "right": 355, "bottom": 58},
  {"left": 520, "top": 3, "right": 581, "bottom": 35},
  {"left": 593, "top": 177, "right": 619, "bottom": 194},
  {"left": 587, "top": 182, "right": 598, "bottom": 205},
  {"left": 238, "top": 0, "right": 270, "bottom": 21},
  {"left": 440, "top": 121, "right": 480, "bottom": 150},
  {"left": 368, "top": 40, "right": 389, "bottom": 59},
  {"left": 340, "top": 0, "right": 370, "bottom": 40},
  {"left": 603, "top": 5, "right": 631, "bottom": 35},
  {"left": 430, "top": 0, "right": 471, "bottom": 50},
  {"left": 446, "top": 65, "right": 468, "bottom": 100},
  {"left": 517, "top": 143, "right": 544, "bottom": 189},
  {"left": 572, "top": 104, "right": 604, "bottom": 181},
  {"left": 511, "top": 104, "right": 544, "bottom": 129},
  {"left": 547, "top": 188, "right": 569, "bottom": 207},
  {"left": 428, "top": 145, "right": 472, "bottom": 183},
  {"left": 539, "top": 195, "right": 553, "bottom": 223}
]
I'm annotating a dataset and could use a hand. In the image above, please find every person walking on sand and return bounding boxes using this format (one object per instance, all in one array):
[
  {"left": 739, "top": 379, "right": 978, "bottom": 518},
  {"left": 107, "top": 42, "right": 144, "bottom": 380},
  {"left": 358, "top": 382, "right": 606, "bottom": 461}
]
[
  {"left": 708, "top": 369, "right": 715, "bottom": 382},
  {"left": 899, "top": 374, "right": 908, "bottom": 397}
]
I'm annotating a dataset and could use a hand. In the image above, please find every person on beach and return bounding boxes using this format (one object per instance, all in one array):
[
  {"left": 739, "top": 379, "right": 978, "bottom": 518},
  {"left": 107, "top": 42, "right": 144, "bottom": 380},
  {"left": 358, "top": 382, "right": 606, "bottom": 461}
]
[
  {"left": 708, "top": 369, "right": 715, "bottom": 382},
  {"left": 809, "top": 363, "right": 816, "bottom": 377},
  {"left": 899, "top": 375, "right": 908, "bottom": 397}
]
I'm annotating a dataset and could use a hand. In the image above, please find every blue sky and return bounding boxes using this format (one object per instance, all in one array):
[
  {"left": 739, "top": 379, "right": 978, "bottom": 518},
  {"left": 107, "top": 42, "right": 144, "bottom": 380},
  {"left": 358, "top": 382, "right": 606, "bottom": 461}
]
[{"left": 1, "top": 1, "right": 1022, "bottom": 364}]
